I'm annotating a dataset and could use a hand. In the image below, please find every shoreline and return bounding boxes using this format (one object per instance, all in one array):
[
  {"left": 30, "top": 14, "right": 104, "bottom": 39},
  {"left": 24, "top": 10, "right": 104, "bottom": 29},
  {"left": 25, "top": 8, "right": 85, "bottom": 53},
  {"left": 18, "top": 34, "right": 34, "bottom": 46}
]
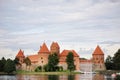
[
  {"left": 1, "top": 70, "right": 120, "bottom": 75},
  {"left": 0, "top": 71, "right": 81, "bottom": 75}
]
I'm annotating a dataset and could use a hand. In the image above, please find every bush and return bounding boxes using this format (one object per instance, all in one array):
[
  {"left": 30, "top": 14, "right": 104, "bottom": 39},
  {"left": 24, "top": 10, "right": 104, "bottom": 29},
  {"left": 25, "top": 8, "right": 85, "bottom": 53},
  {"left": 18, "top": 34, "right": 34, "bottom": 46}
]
[
  {"left": 115, "top": 75, "right": 120, "bottom": 80},
  {"left": 43, "top": 64, "right": 49, "bottom": 72},
  {"left": 59, "top": 66, "right": 63, "bottom": 71},
  {"left": 35, "top": 66, "right": 42, "bottom": 72}
]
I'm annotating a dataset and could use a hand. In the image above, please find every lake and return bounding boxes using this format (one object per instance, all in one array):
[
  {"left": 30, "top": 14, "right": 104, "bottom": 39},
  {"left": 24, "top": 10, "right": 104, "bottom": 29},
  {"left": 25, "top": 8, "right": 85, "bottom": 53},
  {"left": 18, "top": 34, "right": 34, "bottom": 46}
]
[{"left": 0, "top": 74, "right": 114, "bottom": 80}]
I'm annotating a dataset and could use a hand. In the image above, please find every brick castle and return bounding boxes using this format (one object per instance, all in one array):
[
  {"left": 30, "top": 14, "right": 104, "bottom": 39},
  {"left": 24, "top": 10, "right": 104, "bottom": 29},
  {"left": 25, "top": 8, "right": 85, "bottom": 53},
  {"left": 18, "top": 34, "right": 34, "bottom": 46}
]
[{"left": 16, "top": 42, "right": 106, "bottom": 72}]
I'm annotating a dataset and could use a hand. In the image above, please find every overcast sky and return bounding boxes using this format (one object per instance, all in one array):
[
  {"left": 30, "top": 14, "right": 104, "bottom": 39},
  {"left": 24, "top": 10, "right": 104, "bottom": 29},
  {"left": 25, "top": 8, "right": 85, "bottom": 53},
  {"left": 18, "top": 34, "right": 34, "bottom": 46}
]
[{"left": 0, "top": 0, "right": 120, "bottom": 59}]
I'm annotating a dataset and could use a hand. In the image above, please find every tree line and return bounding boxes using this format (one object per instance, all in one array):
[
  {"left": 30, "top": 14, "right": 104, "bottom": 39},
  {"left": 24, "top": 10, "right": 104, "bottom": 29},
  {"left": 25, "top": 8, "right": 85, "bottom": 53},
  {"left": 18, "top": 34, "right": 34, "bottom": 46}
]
[
  {"left": 0, "top": 52, "right": 75, "bottom": 73},
  {"left": 0, "top": 57, "right": 16, "bottom": 74},
  {"left": 0, "top": 56, "right": 32, "bottom": 74},
  {"left": 105, "top": 49, "right": 120, "bottom": 70}
]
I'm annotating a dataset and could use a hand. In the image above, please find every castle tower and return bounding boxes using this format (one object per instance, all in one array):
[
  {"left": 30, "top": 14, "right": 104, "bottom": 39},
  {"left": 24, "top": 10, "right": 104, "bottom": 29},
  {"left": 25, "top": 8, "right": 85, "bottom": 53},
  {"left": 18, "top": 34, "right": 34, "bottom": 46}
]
[
  {"left": 16, "top": 49, "right": 25, "bottom": 64},
  {"left": 38, "top": 43, "right": 50, "bottom": 66},
  {"left": 92, "top": 45, "right": 106, "bottom": 71},
  {"left": 50, "top": 42, "right": 60, "bottom": 55}
]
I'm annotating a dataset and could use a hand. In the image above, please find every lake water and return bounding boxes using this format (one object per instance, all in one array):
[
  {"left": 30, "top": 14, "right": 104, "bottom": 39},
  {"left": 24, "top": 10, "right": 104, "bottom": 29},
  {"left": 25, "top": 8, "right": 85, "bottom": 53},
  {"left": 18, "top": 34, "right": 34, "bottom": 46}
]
[{"left": 0, "top": 74, "right": 114, "bottom": 80}]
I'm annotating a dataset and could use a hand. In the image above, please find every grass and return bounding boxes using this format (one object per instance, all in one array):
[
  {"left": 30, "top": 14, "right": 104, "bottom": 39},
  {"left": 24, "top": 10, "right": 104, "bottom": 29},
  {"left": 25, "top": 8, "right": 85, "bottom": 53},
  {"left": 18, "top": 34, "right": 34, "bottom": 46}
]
[{"left": 16, "top": 70, "right": 81, "bottom": 75}]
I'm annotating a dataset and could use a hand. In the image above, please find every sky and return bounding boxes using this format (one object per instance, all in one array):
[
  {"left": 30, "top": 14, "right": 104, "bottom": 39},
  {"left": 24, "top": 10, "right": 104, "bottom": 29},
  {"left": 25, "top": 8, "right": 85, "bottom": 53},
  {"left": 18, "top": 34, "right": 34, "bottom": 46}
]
[{"left": 0, "top": 0, "right": 120, "bottom": 59}]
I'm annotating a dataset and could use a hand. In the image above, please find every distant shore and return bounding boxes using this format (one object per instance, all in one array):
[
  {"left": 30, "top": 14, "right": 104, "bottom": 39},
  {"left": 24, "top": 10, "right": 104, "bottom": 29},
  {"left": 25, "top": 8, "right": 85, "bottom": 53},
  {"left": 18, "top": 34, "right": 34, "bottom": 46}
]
[
  {"left": 1, "top": 70, "right": 120, "bottom": 75},
  {"left": 98, "top": 70, "right": 120, "bottom": 75},
  {"left": 0, "top": 70, "right": 81, "bottom": 75}
]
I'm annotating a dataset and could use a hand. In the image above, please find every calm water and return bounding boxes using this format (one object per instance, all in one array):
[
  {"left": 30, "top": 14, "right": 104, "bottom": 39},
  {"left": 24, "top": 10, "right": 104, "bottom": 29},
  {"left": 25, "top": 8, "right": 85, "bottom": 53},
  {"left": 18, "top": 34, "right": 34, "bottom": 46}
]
[{"left": 0, "top": 74, "right": 114, "bottom": 80}]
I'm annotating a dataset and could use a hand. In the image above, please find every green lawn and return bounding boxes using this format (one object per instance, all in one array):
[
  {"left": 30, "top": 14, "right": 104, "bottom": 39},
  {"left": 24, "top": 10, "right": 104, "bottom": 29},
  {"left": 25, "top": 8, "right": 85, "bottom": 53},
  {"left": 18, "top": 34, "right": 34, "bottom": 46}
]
[{"left": 16, "top": 70, "right": 81, "bottom": 75}]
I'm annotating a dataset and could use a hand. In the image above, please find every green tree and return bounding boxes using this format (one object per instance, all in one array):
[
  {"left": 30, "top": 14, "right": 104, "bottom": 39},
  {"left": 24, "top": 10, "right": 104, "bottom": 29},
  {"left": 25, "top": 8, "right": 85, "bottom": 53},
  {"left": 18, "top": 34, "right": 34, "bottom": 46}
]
[
  {"left": 24, "top": 57, "right": 31, "bottom": 71},
  {"left": 35, "top": 66, "right": 42, "bottom": 72},
  {"left": 4, "top": 59, "right": 16, "bottom": 74},
  {"left": 66, "top": 52, "right": 75, "bottom": 71},
  {"left": 43, "top": 64, "right": 49, "bottom": 72},
  {"left": 0, "top": 57, "right": 6, "bottom": 72},
  {"left": 14, "top": 57, "right": 20, "bottom": 65},
  {"left": 48, "top": 53, "right": 59, "bottom": 71},
  {"left": 105, "top": 55, "right": 114, "bottom": 70},
  {"left": 113, "top": 49, "right": 120, "bottom": 70}
]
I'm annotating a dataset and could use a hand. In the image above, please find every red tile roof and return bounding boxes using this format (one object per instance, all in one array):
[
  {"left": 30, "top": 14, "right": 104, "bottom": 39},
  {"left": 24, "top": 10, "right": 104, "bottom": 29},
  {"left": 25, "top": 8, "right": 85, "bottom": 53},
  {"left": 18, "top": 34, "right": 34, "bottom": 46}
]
[
  {"left": 80, "top": 59, "right": 92, "bottom": 63},
  {"left": 38, "top": 43, "right": 50, "bottom": 54},
  {"left": 28, "top": 55, "right": 39, "bottom": 63},
  {"left": 60, "top": 50, "right": 79, "bottom": 57},
  {"left": 50, "top": 42, "right": 60, "bottom": 48},
  {"left": 93, "top": 45, "right": 104, "bottom": 55},
  {"left": 16, "top": 49, "right": 25, "bottom": 58}
]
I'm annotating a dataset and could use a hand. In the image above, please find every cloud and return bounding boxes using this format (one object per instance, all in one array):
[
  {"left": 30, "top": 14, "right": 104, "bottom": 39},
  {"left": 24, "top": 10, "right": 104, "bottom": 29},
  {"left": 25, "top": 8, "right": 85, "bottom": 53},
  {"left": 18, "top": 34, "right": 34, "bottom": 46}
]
[
  {"left": 78, "top": 48, "right": 94, "bottom": 59},
  {"left": 100, "top": 41, "right": 120, "bottom": 44},
  {"left": 0, "top": 0, "right": 120, "bottom": 59}
]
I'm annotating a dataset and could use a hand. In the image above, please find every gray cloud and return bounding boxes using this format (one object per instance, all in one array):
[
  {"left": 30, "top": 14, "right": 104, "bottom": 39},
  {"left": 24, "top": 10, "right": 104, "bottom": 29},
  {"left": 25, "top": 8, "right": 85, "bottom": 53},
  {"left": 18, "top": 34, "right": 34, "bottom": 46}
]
[
  {"left": 99, "top": 41, "right": 120, "bottom": 45},
  {"left": 0, "top": 0, "right": 120, "bottom": 59}
]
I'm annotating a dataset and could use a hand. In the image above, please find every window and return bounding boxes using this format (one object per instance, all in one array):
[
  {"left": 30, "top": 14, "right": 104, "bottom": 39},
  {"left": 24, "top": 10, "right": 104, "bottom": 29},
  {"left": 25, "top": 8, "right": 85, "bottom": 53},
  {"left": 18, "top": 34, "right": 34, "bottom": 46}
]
[
  {"left": 41, "top": 57, "right": 43, "bottom": 59},
  {"left": 41, "top": 61, "right": 43, "bottom": 63}
]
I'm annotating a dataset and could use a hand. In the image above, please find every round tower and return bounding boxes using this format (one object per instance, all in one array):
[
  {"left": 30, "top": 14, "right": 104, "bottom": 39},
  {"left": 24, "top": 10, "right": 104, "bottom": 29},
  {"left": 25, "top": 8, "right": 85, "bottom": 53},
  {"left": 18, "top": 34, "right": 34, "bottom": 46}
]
[{"left": 50, "top": 42, "right": 60, "bottom": 55}]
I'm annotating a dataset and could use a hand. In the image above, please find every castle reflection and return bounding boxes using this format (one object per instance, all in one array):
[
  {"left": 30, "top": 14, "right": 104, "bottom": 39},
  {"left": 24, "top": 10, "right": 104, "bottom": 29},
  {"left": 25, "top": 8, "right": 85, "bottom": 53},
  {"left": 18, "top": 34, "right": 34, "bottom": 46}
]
[{"left": 15, "top": 73, "right": 106, "bottom": 80}]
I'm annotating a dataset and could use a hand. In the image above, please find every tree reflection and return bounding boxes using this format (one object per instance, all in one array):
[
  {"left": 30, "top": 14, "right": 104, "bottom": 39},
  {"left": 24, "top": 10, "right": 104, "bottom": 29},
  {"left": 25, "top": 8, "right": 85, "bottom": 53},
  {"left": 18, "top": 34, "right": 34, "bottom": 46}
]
[
  {"left": 68, "top": 75, "right": 75, "bottom": 80},
  {"left": 48, "top": 75, "right": 59, "bottom": 80}
]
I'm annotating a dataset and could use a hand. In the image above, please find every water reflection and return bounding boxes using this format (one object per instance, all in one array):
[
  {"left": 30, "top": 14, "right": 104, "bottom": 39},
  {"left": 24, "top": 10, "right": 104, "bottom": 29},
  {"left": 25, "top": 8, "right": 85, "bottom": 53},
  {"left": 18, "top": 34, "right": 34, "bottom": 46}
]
[
  {"left": 0, "top": 74, "right": 114, "bottom": 80},
  {"left": 93, "top": 74, "right": 104, "bottom": 80}
]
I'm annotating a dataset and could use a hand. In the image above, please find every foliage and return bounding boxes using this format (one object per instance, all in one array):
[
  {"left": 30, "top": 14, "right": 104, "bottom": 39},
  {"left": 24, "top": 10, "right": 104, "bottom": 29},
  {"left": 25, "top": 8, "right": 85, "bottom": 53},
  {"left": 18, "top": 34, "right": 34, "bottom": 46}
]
[
  {"left": 66, "top": 52, "right": 75, "bottom": 71},
  {"left": 59, "top": 66, "right": 63, "bottom": 71},
  {"left": 113, "top": 49, "right": 120, "bottom": 70},
  {"left": 35, "top": 66, "right": 42, "bottom": 72},
  {"left": 4, "top": 59, "right": 16, "bottom": 74},
  {"left": 43, "top": 64, "right": 49, "bottom": 72},
  {"left": 105, "top": 49, "right": 120, "bottom": 70},
  {"left": 0, "top": 57, "right": 6, "bottom": 72},
  {"left": 115, "top": 75, "right": 120, "bottom": 80},
  {"left": 68, "top": 75, "right": 75, "bottom": 80},
  {"left": 47, "top": 53, "right": 59, "bottom": 71},
  {"left": 14, "top": 57, "right": 20, "bottom": 65},
  {"left": 48, "top": 75, "right": 59, "bottom": 80},
  {"left": 105, "top": 55, "right": 114, "bottom": 70},
  {"left": 80, "top": 58, "right": 87, "bottom": 60}
]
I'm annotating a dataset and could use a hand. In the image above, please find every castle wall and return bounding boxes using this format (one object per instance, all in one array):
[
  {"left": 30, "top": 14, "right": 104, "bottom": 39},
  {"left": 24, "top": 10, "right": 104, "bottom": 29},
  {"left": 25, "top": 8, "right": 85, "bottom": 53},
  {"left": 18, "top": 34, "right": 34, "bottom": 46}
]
[
  {"left": 59, "top": 56, "right": 80, "bottom": 71},
  {"left": 38, "top": 54, "right": 49, "bottom": 66}
]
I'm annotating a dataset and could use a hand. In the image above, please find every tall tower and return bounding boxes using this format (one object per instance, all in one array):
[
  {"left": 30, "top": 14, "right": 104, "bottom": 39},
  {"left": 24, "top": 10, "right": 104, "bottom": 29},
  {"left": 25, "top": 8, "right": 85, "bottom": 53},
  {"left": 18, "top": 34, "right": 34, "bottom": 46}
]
[
  {"left": 38, "top": 43, "right": 50, "bottom": 66},
  {"left": 16, "top": 49, "right": 25, "bottom": 64},
  {"left": 92, "top": 45, "right": 106, "bottom": 71},
  {"left": 50, "top": 42, "right": 60, "bottom": 55}
]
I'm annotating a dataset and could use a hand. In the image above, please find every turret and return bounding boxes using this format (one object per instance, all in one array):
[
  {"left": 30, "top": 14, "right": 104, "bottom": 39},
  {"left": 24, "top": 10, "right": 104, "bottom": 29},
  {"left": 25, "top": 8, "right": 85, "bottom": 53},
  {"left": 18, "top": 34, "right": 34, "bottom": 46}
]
[
  {"left": 50, "top": 42, "right": 60, "bottom": 55},
  {"left": 16, "top": 49, "right": 25, "bottom": 64},
  {"left": 92, "top": 45, "right": 106, "bottom": 71}
]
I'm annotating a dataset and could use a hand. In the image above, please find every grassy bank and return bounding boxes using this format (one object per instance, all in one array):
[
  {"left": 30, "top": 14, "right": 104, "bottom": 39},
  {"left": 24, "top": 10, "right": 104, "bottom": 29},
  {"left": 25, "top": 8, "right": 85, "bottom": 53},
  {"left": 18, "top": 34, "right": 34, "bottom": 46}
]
[
  {"left": 16, "top": 70, "right": 81, "bottom": 75},
  {"left": 0, "top": 72, "right": 16, "bottom": 75}
]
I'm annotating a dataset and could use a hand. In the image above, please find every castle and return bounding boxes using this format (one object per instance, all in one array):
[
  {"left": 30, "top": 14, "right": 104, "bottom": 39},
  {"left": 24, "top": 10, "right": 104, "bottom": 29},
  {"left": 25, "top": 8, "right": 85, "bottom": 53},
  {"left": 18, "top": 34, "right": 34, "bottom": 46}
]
[{"left": 16, "top": 42, "right": 106, "bottom": 72}]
